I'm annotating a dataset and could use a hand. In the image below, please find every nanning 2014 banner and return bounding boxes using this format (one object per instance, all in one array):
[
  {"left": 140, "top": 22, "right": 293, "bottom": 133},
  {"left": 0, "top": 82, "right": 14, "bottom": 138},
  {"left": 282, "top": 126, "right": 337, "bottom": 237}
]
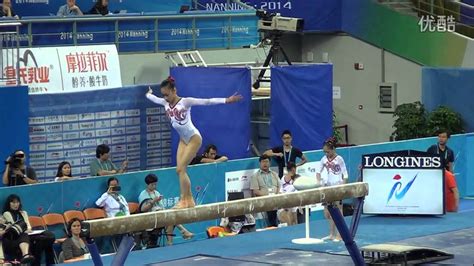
[
  {"left": 1, "top": 45, "right": 122, "bottom": 94},
  {"left": 362, "top": 150, "right": 444, "bottom": 216},
  {"left": 196, "top": 0, "right": 342, "bottom": 31}
]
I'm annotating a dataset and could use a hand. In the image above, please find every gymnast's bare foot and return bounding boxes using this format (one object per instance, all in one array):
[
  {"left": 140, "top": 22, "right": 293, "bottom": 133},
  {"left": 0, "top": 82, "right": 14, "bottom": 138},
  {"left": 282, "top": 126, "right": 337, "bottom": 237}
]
[{"left": 173, "top": 198, "right": 196, "bottom": 209}]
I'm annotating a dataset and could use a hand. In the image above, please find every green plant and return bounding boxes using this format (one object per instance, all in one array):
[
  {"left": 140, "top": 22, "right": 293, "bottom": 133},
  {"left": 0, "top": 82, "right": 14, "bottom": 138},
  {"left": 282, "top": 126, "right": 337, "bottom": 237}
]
[
  {"left": 333, "top": 111, "right": 343, "bottom": 144},
  {"left": 426, "top": 106, "right": 464, "bottom": 136},
  {"left": 391, "top": 101, "right": 427, "bottom": 140}
]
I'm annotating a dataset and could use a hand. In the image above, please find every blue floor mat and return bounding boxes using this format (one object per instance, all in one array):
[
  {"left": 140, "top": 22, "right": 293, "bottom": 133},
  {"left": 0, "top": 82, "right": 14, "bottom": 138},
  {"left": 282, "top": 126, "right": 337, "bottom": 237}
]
[{"left": 68, "top": 200, "right": 474, "bottom": 265}]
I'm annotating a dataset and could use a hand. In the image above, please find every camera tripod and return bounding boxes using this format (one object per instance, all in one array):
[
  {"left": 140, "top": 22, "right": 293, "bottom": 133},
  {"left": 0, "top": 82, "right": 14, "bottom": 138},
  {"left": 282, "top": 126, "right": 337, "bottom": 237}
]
[{"left": 252, "top": 31, "right": 292, "bottom": 89}]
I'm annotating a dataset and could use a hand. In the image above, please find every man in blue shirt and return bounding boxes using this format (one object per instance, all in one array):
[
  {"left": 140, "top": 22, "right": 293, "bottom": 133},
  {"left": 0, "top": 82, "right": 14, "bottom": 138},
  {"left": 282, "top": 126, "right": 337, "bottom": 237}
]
[{"left": 57, "top": 0, "right": 84, "bottom": 16}]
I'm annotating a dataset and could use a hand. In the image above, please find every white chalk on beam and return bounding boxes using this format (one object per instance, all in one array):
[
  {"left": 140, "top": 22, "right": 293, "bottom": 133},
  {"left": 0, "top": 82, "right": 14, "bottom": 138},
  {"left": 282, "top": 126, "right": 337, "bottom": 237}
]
[{"left": 293, "top": 176, "right": 321, "bottom": 191}]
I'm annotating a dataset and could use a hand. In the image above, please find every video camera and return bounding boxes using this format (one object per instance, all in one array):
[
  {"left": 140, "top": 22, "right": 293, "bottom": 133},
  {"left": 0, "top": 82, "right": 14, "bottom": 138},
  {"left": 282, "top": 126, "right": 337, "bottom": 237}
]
[
  {"left": 5, "top": 153, "right": 24, "bottom": 169},
  {"left": 256, "top": 9, "right": 304, "bottom": 32}
]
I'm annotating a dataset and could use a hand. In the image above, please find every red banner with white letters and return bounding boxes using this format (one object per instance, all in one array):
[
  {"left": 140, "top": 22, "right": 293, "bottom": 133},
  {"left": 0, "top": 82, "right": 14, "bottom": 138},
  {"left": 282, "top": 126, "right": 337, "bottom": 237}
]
[{"left": 1, "top": 45, "right": 122, "bottom": 94}]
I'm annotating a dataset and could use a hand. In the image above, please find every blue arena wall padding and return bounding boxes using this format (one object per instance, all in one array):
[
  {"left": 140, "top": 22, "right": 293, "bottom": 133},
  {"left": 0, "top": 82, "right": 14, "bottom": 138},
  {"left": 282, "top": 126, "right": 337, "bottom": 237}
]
[
  {"left": 422, "top": 67, "right": 474, "bottom": 132},
  {"left": 169, "top": 67, "right": 252, "bottom": 166},
  {"left": 0, "top": 86, "right": 30, "bottom": 171},
  {"left": 270, "top": 64, "right": 333, "bottom": 151}
]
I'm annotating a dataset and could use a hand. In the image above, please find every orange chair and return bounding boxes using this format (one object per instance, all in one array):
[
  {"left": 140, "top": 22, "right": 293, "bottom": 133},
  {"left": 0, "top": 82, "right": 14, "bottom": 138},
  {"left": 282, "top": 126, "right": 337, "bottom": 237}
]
[
  {"left": 42, "top": 213, "right": 68, "bottom": 242},
  {"left": 206, "top": 226, "right": 226, "bottom": 238},
  {"left": 83, "top": 208, "right": 106, "bottom": 220},
  {"left": 63, "top": 210, "right": 86, "bottom": 224},
  {"left": 28, "top": 215, "right": 46, "bottom": 229},
  {"left": 128, "top": 202, "right": 139, "bottom": 214}
]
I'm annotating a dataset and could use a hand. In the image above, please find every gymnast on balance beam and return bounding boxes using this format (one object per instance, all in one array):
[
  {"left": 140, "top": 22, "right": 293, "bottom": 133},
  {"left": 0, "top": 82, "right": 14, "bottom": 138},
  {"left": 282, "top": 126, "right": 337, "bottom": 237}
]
[{"left": 146, "top": 76, "right": 243, "bottom": 209}]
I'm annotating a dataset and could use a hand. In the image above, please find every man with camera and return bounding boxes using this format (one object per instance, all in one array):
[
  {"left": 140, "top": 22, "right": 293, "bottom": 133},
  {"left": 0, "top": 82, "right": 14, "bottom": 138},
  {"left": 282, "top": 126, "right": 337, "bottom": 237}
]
[{"left": 2, "top": 150, "right": 38, "bottom": 186}]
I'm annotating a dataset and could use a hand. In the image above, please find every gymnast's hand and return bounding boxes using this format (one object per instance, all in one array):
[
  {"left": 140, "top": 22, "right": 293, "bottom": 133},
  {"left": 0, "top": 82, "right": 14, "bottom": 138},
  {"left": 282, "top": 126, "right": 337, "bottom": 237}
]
[
  {"left": 147, "top": 87, "right": 153, "bottom": 95},
  {"left": 226, "top": 92, "right": 243, "bottom": 104}
]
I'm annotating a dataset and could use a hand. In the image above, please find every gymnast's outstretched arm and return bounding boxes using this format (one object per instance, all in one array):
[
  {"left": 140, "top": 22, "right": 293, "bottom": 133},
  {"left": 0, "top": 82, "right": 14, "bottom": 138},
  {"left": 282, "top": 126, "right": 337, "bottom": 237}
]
[
  {"left": 184, "top": 93, "right": 243, "bottom": 107},
  {"left": 146, "top": 87, "right": 167, "bottom": 106}
]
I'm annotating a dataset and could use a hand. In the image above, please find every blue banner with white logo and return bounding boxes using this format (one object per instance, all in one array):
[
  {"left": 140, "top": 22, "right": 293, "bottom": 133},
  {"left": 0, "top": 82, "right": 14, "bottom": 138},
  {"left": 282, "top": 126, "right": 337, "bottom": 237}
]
[
  {"left": 270, "top": 64, "right": 333, "bottom": 151},
  {"left": 28, "top": 85, "right": 172, "bottom": 182},
  {"left": 169, "top": 67, "right": 252, "bottom": 166},
  {"left": 10, "top": 11, "right": 258, "bottom": 53},
  {"left": 196, "top": 0, "right": 342, "bottom": 31}
]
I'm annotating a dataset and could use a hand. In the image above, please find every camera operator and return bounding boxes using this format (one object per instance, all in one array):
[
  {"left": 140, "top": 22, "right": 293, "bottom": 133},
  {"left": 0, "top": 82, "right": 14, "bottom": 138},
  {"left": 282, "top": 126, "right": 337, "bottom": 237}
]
[{"left": 2, "top": 150, "right": 38, "bottom": 186}]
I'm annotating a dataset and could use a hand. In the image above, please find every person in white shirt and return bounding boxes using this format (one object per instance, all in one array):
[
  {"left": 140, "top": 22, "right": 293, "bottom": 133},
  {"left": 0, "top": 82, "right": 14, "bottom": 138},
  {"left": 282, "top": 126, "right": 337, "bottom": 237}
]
[
  {"left": 277, "top": 162, "right": 299, "bottom": 225},
  {"left": 316, "top": 138, "right": 348, "bottom": 242},
  {"left": 146, "top": 76, "right": 242, "bottom": 209},
  {"left": 95, "top": 177, "right": 130, "bottom": 218}
]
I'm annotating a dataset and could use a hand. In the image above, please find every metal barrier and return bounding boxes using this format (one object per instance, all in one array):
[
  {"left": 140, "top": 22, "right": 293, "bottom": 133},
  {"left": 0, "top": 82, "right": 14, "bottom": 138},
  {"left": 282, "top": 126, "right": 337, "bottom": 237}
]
[
  {"left": 0, "top": 11, "right": 259, "bottom": 53},
  {"left": 0, "top": 20, "right": 21, "bottom": 86}
]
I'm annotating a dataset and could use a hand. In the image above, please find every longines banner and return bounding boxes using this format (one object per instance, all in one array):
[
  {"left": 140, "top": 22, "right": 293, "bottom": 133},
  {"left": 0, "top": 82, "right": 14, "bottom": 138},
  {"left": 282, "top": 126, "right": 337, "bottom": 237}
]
[
  {"left": 362, "top": 150, "right": 444, "bottom": 215},
  {"left": 1, "top": 45, "right": 122, "bottom": 94}
]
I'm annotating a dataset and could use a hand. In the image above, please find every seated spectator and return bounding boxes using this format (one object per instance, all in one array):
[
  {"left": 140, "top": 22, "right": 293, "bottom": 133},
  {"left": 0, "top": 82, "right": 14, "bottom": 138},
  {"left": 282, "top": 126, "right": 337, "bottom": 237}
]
[
  {"left": 0, "top": 0, "right": 17, "bottom": 18},
  {"left": 190, "top": 144, "right": 228, "bottom": 165},
  {"left": 57, "top": 0, "right": 83, "bottom": 17},
  {"left": 220, "top": 214, "right": 256, "bottom": 234},
  {"left": 219, "top": 192, "right": 255, "bottom": 234},
  {"left": 445, "top": 170, "right": 459, "bottom": 212},
  {"left": 3, "top": 150, "right": 38, "bottom": 186},
  {"left": 3, "top": 194, "right": 55, "bottom": 265},
  {"left": 0, "top": 215, "right": 34, "bottom": 264},
  {"left": 55, "top": 161, "right": 74, "bottom": 182},
  {"left": 90, "top": 144, "right": 128, "bottom": 176},
  {"left": 277, "top": 162, "right": 299, "bottom": 226},
  {"left": 89, "top": 0, "right": 109, "bottom": 15},
  {"left": 61, "top": 218, "right": 89, "bottom": 261},
  {"left": 96, "top": 177, "right": 130, "bottom": 218},
  {"left": 138, "top": 174, "right": 193, "bottom": 247},
  {"left": 250, "top": 155, "right": 280, "bottom": 227}
]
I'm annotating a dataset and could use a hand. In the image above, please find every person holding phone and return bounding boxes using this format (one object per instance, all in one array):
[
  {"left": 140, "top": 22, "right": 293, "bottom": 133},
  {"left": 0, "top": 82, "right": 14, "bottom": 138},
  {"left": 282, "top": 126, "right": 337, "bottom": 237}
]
[
  {"left": 95, "top": 177, "right": 130, "bottom": 218},
  {"left": 138, "top": 174, "right": 193, "bottom": 247}
]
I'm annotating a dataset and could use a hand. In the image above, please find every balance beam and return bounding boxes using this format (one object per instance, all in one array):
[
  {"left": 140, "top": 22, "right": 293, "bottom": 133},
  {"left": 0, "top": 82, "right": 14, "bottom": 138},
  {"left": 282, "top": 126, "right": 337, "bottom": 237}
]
[{"left": 82, "top": 182, "right": 368, "bottom": 238}]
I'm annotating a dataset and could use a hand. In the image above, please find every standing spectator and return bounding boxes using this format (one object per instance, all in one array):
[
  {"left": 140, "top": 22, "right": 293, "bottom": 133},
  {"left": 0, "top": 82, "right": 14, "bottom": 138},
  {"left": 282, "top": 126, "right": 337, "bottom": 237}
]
[
  {"left": 55, "top": 161, "right": 74, "bottom": 182},
  {"left": 88, "top": 0, "right": 109, "bottom": 15},
  {"left": 277, "top": 162, "right": 299, "bottom": 226},
  {"left": 95, "top": 177, "right": 129, "bottom": 218},
  {"left": 264, "top": 130, "right": 307, "bottom": 177},
  {"left": 57, "top": 0, "right": 83, "bottom": 16},
  {"left": 189, "top": 144, "right": 228, "bottom": 165},
  {"left": 138, "top": 174, "right": 193, "bottom": 247},
  {"left": 427, "top": 129, "right": 455, "bottom": 172},
  {"left": 61, "top": 218, "right": 89, "bottom": 261},
  {"left": 3, "top": 150, "right": 38, "bottom": 186},
  {"left": 89, "top": 144, "right": 128, "bottom": 176},
  {"left": 445, "top": 170, "right": 459, "bottom": 212},
  {"left": 0, "top": 0, "right": 17, "bottom": 18},
  {"left": 250, "top": 155, "right": 280, "bottom": 227},
  {"left": 316, "top": 138, "right": 348, "bottom": 242},
  {"left": 3, "top": 194, "right": 55, "bottom": 265}
]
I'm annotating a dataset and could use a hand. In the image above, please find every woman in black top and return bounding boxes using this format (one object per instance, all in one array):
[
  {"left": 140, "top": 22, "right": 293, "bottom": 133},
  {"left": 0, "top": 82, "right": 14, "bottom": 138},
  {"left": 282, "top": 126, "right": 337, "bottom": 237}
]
[
  {"left": 89, "top": 0, "right": 109, "bottom": 15},
  {"left": 3, "top": 194, "right": 56, "bottom": 266}
]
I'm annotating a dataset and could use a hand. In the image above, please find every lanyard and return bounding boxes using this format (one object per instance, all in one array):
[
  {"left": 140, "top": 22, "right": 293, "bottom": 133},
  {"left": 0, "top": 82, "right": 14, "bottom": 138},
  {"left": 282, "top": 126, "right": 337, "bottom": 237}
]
[
  {"left": 283, "top": 147, "right": 292, "bottom": 167},
  {"left": 98, "top": 159, "right": 109, "bottom": 171},
  {"left": 437, "top": 145, "right": 448, "bottom": 160},
  {"left": 262, "top": 171, "right": 273, "bottom": 188}
]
